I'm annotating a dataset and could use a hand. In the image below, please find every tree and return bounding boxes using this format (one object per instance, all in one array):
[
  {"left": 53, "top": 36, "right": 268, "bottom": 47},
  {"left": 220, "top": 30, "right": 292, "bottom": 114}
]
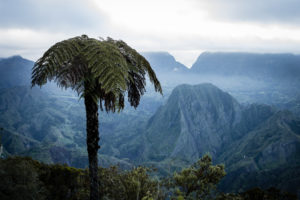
[
  {"left": 0, "top": 127, "right": 4, "bottom": 159},
  {"left": 170, "top": 154, "right": 226, "bottom": 199},
  {"left": 0, "top": 157, "right": 47, "bottom": 200},
  {"left": 31, "top": 35, "right": 162, "bottom": 200},
  {"left": 98, "top": 166, "right": 164, "bottom": 200}
]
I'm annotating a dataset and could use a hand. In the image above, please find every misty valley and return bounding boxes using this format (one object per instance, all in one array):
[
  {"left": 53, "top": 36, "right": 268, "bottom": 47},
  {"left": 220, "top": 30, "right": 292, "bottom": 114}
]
[{"left": 0, "top": 52, "right": 300, "bottom": 199}]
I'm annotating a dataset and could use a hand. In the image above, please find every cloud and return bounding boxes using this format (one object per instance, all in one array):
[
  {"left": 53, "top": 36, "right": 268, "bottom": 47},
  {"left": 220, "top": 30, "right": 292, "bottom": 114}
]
[
  {"left": 197, "top": 0, "right": 300, "bottom": 25},
  {"left": 0, "top": 0, "right": 108, "bottom": 32},
  {"left": 0, "top": 28, "right": 75, "bottom": 60},
  {"left": 0, "top": 0, "right": 113, "bottom": 60},
  {"left": 1, "top": 0, "right": 300, "bottom": 66}
]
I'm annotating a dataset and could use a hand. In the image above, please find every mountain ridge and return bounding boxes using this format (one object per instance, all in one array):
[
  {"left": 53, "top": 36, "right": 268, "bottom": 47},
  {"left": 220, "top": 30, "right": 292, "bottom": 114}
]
[
  {"left": 141, "top": 51, "right": 189, "bottom": 74},
  {"left": 190, "top": 52, "right": 300, "bottom": 80},
  {"left": 0, "top": 55, "right": 33, "bottom": 89},
  {"left": 1, "top": 53, "right": 300, "bottom": 194},
  {"left": 135, "top": 83, "right": 300, "bottom": 193}
]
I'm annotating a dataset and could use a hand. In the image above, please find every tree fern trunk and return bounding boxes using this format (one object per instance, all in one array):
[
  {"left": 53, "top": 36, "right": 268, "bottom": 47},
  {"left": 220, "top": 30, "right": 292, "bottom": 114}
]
[{"left": 84, "top": 93, "right": 100, "bottom": 200}]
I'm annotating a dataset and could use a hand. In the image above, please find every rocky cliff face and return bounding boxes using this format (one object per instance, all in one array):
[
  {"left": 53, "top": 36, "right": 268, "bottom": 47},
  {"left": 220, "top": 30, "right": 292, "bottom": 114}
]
[
  {"left": 142, "top": 83, "right": 300, "bottom": 193},
  {"left": 145, "top": 83, "right": 300, "bottom": 162},
  {"left": 145, "top": 83, "right": 243, "bottom": 161},
  {"left": 218, "top": 110, "right": 300, "bottom": 193}
]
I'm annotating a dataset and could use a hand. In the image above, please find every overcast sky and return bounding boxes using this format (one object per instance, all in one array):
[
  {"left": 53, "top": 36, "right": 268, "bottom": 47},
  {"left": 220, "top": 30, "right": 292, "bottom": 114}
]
[{"left": 1, "top": 0, "right": 300, "bottom": 67}]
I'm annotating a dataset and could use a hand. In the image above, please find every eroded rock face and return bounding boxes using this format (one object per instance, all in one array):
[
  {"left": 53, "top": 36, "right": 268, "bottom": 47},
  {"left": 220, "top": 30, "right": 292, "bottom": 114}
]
[
  {"left": 170, "top": 84, "right": 243, "bottom": 159},
  {"left": 143, "top": 83, "right": 300, "bottom": 193},
  {"left": 145, "top": 83, "right": 243, "bottom": 161},
  {"left": 144, "top": 83, "right": 300, "bottom": 167}
]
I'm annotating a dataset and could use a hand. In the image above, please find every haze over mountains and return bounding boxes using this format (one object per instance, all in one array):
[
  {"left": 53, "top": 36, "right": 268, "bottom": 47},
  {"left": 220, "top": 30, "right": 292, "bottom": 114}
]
[
  {"left": 191, "top": 52, "right": 300, "bottom": 78},
  {"left": 142, "top": 52, "right": 189, "bottom": 74},
  {"left": 0, "top": 52, "right": 299, "bottom": 195},
  {"left": 0, "top": 56, "right": 32, "bottom": 89},
  {"left": 140, "top": 83, "right": 299, "bottom": 193}
]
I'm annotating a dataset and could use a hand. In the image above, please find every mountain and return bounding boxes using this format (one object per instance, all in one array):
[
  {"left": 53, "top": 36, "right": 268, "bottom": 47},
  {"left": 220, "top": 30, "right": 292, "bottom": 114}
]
[
  {"left": 0, "top": 56, "right": 33, "bottom": 88},
  {"left": 187, "top": 52, "right": 300, "bottom": 106},
  {"left": 141, "top": 52, "right": 188, "bottom": 74},
  {"left": 0, "top": 85, "right": 150, "bottom": 167},
  {"left": 0, "top": 86, "right": 85, "bottom": 144},
  {"left": 1, "top": 54, "right": 300, "bottom": 194},
  {"left": 0, "top": 56, "right": 162, "bottom": 166},
  {"left": 191, "top": 52, "right": 300, "bottom": 81},
  {"left": 144, "top": 83, "right": 242, "bottom": 161},
  {"left": 0, "top": 85, "right": 88, "bottom": 165},
  {"left": 138, "top": 83, "right": 300, "bottom": 193},
  {"left": 141, "top": 84, "right": 281, "bottom": 162},
  {"left": 278, "top": 95, "right": 300, "bottom": 117},
  {"left": 218, "top": 110, "right": 300, "bottom": 193}
]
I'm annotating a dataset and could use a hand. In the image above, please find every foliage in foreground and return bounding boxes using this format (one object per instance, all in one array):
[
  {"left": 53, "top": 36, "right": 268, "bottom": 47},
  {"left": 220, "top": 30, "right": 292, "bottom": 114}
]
[
  {"left": 0, "top": 156, "right": 296, "bottom": 200},
  {"left": 165, "top": 155, "right": 226, "bottom": 199},
  {"left": 0, "top": 156, "right": 161, "bottom": 200}
]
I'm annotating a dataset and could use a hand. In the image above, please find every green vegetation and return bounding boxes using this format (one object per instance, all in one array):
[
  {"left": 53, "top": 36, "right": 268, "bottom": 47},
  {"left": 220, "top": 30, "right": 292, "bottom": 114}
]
[
  {"left": 167, "top": 154, "right": 226, "bottom": 199},
  {"left": 0, "top": 156, "right": 296, "bottom": 200},
  {"left": 0, "top": 156, "right": 163, "bottom": 200},
  {"left": 1, "top": 54, "right": 300, "bottom": 199},
  {"left": 1, "top": 82, "right": 299, "bottom": 196},
  {"left": 31, "top": 35, "right": 162, "bottom": 200},
  {"left": 1, "top": 83, "right": 299, "bottom": 196}
]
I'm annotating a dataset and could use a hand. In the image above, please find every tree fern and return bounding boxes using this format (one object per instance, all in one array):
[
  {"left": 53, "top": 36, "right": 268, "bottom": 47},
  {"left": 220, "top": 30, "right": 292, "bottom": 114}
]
[
  {"left": 32, "top": 35, "right": 162, "bottom": 111},
  {"left": 31, "top": 35, "right": 162, "bottom": 200}
]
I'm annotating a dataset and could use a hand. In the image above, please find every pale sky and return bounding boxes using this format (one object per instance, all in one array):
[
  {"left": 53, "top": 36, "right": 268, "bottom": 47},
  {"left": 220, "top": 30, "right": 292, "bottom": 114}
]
[{"left": 1, "top": 0, "right": 300, "bottom": 67}]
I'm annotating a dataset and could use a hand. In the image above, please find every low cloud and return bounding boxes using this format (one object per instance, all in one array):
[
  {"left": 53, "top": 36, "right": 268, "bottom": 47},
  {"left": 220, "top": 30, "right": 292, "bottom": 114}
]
[{"left": 1, "top": 0, "right": 300, "bottom": 66}]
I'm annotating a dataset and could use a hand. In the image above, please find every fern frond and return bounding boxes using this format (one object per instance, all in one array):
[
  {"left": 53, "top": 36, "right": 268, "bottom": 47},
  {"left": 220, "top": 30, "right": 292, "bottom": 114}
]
[
  {"left": 31, "top": 36, "right": 83, "bottom": 88},
  {"left": 31, "top": 35, "right": 162, "bottom": 112},
  {"left": 105, "top": 38, "right": 162, "bottom": 108},
  {"left": 84, "top": 39, "right": 129, "bottom": 96},
  {"left": 107, "top": 39, "right": 162, "bottom": 95}
]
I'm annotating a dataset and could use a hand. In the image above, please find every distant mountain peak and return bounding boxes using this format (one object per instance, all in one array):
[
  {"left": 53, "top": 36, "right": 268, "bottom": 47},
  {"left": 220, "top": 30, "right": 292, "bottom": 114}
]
[
  {"left": 0, "top": 55, "right": 25, "bottom": 61},
  {"left": 174, "top": 83, "right": 218, "bottom": 90},
  {"left": 9, "top": 55, "right": 23, "bottom": 59},
  {"left": 142, "top": 51, "right": 172, "bottom": 56},
  {"left": 0, "top": 55, "right": 34, "bottom": 88},
  {"left": 146, "top": 83, "right": 242, "bottom": 161},
  {"left": 170, "top": 83, "right": 236, "bottom": 105},
  {"left": 0, "top": 55, "right": 33, "bottom": 63},
  {"left": 141, "top": 51, "right": 188, "bottom": 74}
]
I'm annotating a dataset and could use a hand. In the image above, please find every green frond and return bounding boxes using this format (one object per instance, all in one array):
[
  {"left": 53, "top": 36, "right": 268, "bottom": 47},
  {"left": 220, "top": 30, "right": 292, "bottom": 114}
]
[
  {"left": 32, "top": 35, "right": 162, "bottom": 112},
  {"left": 105, "top": 38, "right": 162, "bottom": 108},
  {"left": 31, "top": 36, "right": 84, "bottom": 88},
  {"left": 84, "top": 38, "right": 129, "bottom": 96},
  {"left": 107, "top": 39, "right": 162, "bottom": 95}
]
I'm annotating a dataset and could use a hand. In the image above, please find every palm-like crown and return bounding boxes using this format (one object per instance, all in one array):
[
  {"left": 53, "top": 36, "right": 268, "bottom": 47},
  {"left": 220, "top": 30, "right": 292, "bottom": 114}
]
[{"left": 32, "top": 35, "right": 162, "bottom": 112}]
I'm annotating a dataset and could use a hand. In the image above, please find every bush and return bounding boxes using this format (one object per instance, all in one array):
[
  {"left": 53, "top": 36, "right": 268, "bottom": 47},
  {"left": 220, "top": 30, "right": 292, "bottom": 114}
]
[
  {"left": 99, "top": 166, "right": 164, "bottom": 200},
  {"left": 0, "top": 156, "right": 46, "bottom": 200},
  {"left": 0, "top": 156, "right": 295, "bottom": 200}
]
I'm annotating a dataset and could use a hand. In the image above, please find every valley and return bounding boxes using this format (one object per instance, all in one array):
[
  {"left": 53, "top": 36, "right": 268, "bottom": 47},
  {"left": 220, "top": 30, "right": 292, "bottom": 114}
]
[{"left": 0, "top": 52, "right": 299, "bottom": 195}]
